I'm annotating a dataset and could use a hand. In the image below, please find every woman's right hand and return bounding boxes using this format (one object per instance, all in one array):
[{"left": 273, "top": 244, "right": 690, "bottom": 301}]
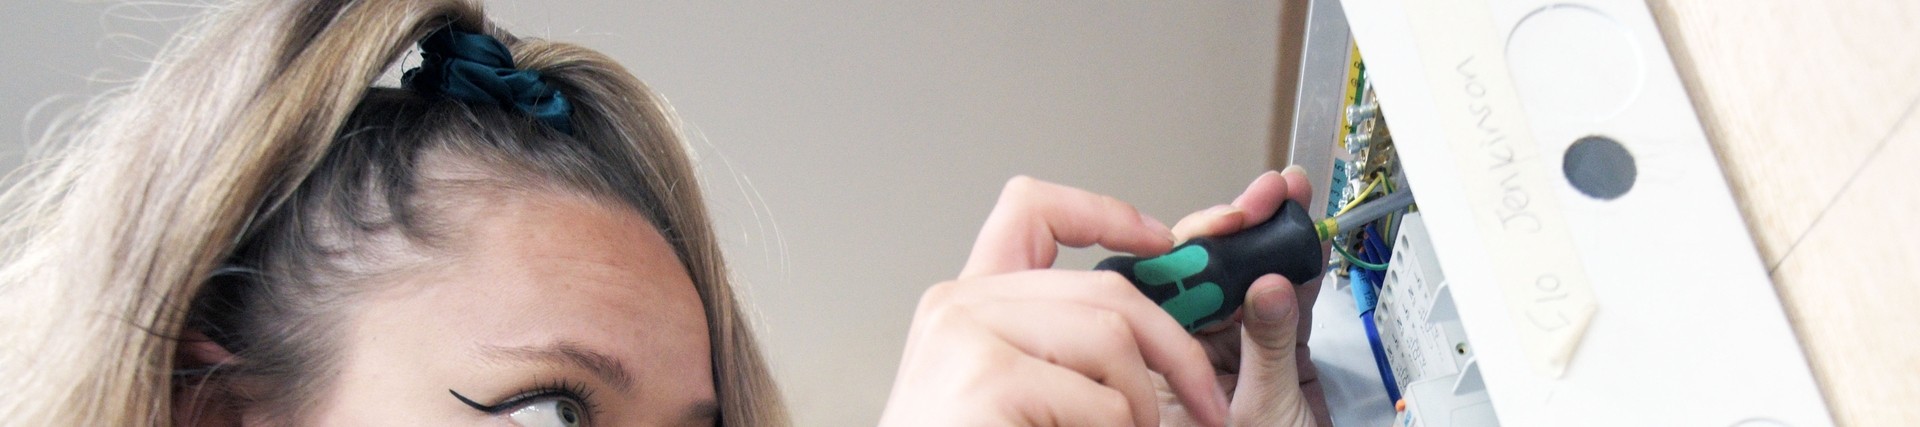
[{"left": 878, "top": 177, "right": 1233, "bottom": 427}]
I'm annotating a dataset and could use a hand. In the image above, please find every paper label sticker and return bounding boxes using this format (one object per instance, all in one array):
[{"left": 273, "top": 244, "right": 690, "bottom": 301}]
[{"left": 1398, "top": 0, "right": 1597, "bottom": 377}]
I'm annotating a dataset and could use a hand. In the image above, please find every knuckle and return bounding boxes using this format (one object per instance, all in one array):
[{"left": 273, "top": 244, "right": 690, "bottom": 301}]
[
  {"left": 1001, "top": 175, "right": 1040, "bottom": 198},
  {"left": 1091, "top": 310, "right": 1142, "bottom": 357},
  {"left": 1091, "top": 271, "right": 1140, "bottom": 297},
  {"left": 917, "top": 280, "right": 960, "bottom": 310},
  {"left": 1001, "top": 392, "right": 1045, "bottom": 423},
  {"left": 914, "top": 283, "right": 978, "bottom": 331},
  {"left": 1004, "top": 174, "right": 1039, "bottom": 190},
  {"left": 921, "top": 300, "right": 972, "bottom": 330},
  {"left": 1096, "top": 387, "right": 1136, "bottom": 424},
  {"left": 1101, "top": 194, "right": 1138, "bottom": 215},
  {"left": 980, "top": 367, "right": 1038, "bottom": 412},
  {"left": 993, "top": 176, "right": 1045, "bottom": 215},
  {"left": 1091, "top": 310, "right": 1133, "bottom": 343},
  {"left": 954, "top": 339, "right": 1009, "bottom": 382}
]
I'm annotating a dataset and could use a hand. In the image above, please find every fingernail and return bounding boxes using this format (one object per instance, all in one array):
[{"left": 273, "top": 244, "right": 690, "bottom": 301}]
[
  {"left": 1139, "top": 212, "right": 1175, "bottom": 243},
  {"left": 1281, "top": 164, "right": 1305, "bottom": 177},
  {"left": 1248, "top": 285, "right": 1293, "bottom": 323},
  {"left": 1205, "top": 204, "right": 1242, "bottom": 218}
]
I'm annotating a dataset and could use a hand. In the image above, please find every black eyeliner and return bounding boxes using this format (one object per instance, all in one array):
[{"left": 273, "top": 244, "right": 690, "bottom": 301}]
[
  {"left": 449, "top": 379, "right": 599, "bottom": 415},
  {"left": 449, "top": 389, "right": 510, "bottom": 413}
]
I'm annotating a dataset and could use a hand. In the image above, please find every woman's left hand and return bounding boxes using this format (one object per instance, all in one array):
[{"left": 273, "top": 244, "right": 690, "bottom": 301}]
[{"left": 1155, "top": 168, "right": 1333, "bottom": 427}]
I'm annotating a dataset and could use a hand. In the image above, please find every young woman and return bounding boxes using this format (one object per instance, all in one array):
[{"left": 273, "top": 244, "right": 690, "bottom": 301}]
[{"left": 0, "top": 0, "right": 1320, "bottom": 425}]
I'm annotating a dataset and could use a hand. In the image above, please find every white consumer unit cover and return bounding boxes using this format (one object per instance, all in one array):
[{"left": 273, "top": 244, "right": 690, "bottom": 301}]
[{"left": 1335, "top": 0, "right": 1832, "bottom": 425}]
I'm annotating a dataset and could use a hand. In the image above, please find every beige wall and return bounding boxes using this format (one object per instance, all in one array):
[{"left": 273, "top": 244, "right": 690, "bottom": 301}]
[{"left": 2, "top": 1, "right": 1279, "bottom": 424}]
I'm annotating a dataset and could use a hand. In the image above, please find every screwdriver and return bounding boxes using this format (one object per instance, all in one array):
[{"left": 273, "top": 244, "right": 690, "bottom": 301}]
[{"left": 1095, "top": 191, "right": 1415, "bottom": 332}]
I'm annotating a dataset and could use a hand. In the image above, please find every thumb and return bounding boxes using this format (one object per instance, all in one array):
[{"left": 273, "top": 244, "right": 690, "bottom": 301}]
[{"left": 1230, "top": 274, "right": 1317, "bottom": 426}]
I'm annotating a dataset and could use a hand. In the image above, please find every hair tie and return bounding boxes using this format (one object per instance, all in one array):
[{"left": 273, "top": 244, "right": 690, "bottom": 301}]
[{"left": 403, "top": 27, "right": 574, "bottom": 135}]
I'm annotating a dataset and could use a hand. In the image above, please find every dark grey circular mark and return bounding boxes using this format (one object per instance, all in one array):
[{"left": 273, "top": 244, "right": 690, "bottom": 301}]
[{"left": 1563, "top": 135, "right": 1636, "bottom": 200}]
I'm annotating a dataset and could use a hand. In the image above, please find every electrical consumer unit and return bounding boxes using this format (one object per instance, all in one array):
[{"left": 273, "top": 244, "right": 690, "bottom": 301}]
[{"left": 1284, "top": 0, "right": 1832, "bottom": 425}]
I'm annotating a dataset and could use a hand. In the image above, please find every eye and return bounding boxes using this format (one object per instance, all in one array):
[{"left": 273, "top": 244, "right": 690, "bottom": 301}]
[{"left": 507, "top": 398, "right": 587, "bottom": 427}]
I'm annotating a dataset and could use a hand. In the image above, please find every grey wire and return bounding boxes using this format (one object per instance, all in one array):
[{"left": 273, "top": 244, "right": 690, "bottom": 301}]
[{"left": 1333, "top": 191, "right": 1415, "bottom": 233}]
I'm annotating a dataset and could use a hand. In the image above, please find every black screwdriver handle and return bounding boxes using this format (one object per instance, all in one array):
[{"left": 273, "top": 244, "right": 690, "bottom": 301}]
[{"left": 1094, "top": 200, "right": 1326, "bottom": 332}]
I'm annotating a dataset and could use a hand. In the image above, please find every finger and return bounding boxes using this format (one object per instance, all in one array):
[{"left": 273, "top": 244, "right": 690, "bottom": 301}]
[
  {"left": 1230, "top": 170, "right": 1291, "bottom": 227},
  {"left": 887, "top": 304, "right": 1137, "bottom": 427},
  {"left": 961, "top": 176, "right": 1175, "bottom": 279},
  {"left": 1170, "top": 169, "right": 1296, "bottom": 242},
  {"left": 1005, "top": 356, "right": 1139, "bottom": 427},
  {"left": 1301, "top": 364, "right": 1335, "bottom": 427},
  {"left": 969, "top": 302, "right": 1158, "bottom": 427},
  {"left": 1277, "top": 164, "right": 1316, "bottom": 208},
  {"left": 1278, "top": 164, "right": 1326, "bottom": 348},
  {"left": 926, "top": 270, "right": 1230, "bottom": 426},
  {"left": 1180, "top": 166, "right": 1313, "bottom": 240},
  {"left": 1230, "top": 274, "right": 1317, "bottom": 426},
  {"left": 1224, "top": 165, "right": 1316, "bottom": 229},
  {"left": 1292, "top": 265, "right": 1324, "bottom": 372},
  {"left": 1193, "top": 320, "right": 1242, "bottom": 374},
  {"left": 1169, "top": 204, "right": 1246, "bottom": 243}
]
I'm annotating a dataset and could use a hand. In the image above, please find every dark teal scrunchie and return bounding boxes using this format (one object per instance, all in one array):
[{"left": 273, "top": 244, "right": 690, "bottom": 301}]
[{"left": 403, "top": 27, "right": 574, "bottom": 135}]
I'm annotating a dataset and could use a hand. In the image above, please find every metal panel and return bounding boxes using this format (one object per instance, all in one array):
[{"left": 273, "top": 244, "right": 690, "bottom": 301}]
[{"left": 1282, "top": 0, "right": 1354, "bottom": 220}]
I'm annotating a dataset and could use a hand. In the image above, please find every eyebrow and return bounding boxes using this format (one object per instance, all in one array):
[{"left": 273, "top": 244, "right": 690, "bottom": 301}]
[{"left": 480, "top": 341, "right": 635, "bottom": 393}]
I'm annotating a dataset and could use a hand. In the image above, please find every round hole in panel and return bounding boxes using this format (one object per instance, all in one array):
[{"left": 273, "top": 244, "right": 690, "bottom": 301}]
[
  {"left": 1506, "top": 4, "right": 1644, "bottom": 121},
  {"left": 1563, "top": 135, "right": 1636, "bottom": 200}
]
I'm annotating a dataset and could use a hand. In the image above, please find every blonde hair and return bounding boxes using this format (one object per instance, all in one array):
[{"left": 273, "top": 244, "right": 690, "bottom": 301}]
[{"left": 0, "top": 0, "right": 787, "bottom": 425}]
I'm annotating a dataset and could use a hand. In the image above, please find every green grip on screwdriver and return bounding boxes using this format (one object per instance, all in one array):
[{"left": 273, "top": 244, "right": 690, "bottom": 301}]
[{"left": 1094, "top": 200, "right": 1327, "bottom": 332}]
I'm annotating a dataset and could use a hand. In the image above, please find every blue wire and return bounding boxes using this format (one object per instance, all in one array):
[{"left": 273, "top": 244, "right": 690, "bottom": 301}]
[
  {"left": 1365, "top": 223, "right": 1390, "bottom": 259},
  {"left": 1350, "top": 264, "right": 1379, "bottom": 312},
  {"left": 1361, "top": 308, "right": 1402, "bottom": 403},
  {"left": 1363, "top": 224, "right": 1392, "bottom": 285},
  {"left": 1355, "top": 225, "right": 1406, "bottom": 406},
  {"left": 1357, "top": 242, "right": 1382, "bottom": 287}
]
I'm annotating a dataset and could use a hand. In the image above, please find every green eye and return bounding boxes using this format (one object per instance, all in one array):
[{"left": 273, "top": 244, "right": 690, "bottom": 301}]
[{"left": 507, "top": 398, "right": 586, "bottom": 427}]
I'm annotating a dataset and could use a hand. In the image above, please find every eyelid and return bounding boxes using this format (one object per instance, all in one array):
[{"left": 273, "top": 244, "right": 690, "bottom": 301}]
[
  {"left": 449, "top": 379, "right": 598, "bottom": 415},
  {"left": 451, "top": 389, "right": 513, "bottom": 413}
]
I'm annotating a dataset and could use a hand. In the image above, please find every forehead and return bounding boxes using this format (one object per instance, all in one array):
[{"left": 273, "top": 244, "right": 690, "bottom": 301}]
[
  {"left": 331, "top": 189, "right": 714, "bottom": 421},
  {"left": 431, "top": 189, "right": 706, "bottom": 346}
]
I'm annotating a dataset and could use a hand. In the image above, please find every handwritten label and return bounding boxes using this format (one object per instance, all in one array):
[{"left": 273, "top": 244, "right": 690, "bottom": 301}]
[{"left": 1400, "top": 0, "right": 1597, "bottom": 377}]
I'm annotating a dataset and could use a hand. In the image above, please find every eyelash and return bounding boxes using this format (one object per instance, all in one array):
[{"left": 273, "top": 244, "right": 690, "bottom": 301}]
[{"left": 449, "top": 379, "right": 600, "bottom": 417}]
